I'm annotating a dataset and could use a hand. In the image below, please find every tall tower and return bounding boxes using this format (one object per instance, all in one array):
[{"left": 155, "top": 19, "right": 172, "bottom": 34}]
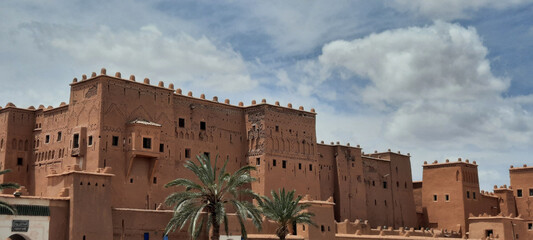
[
  {"left": 421, "top": 159, "right": 494, "bottom": 235},
  {"left": 245, "top": 102, "right": 321, "bottom": 200}
]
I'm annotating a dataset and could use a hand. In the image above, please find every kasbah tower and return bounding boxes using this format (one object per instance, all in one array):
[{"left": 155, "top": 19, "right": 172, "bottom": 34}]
[{"left": 0, "top": 69, "right": 532, "bottom": 240}]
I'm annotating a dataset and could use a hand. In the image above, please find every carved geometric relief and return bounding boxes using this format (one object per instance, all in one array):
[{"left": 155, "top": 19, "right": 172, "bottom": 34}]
[{"left": 85, "top": 85, "right": 98, "bottom": 98}]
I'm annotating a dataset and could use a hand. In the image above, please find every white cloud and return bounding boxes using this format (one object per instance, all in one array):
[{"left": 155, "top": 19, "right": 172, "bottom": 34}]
[
  {"left": 316, "top": 21, "right": 533, "bottom": 148},
  {"left": 390, "top": 0, "right": 533, "bottom": 20},
  {"left": 45, "top": 25, "right": 256, "bottom": 92}
]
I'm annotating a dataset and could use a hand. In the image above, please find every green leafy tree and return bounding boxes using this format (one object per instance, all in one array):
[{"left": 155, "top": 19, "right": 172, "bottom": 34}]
[
  {"left": 0, "top": 169, "right": 20, "bottom": 214},
  {"left": 259, "top": 188, "right": 316, "bottom": 240},
  {"left": 164, "top": 154, "right": 262, "bottom": 240}
]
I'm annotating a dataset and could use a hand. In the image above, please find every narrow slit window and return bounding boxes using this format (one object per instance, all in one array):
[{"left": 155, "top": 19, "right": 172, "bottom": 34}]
[
  {"left": 185, "top": 148, "right": 191, "bottom": 158},
  {"left": 73, "top": 134, "right": 80, "bottom": 148}
]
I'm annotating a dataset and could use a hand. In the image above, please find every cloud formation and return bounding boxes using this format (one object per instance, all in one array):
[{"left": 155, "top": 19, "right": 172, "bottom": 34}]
[
  {"left": 45, "top": 25, "right": 256, "bottom": 92},
  {"left": 317, "top": 21, "right": 532, "bottom": 148},
  {"left": 390, "top": 0, "right": 533, "bottom": 20}
]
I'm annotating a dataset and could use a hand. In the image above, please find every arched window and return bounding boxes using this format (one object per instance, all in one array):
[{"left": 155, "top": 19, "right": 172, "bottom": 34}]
[{"left": 12, "top": 139, "right": 17, "bottom": 150}]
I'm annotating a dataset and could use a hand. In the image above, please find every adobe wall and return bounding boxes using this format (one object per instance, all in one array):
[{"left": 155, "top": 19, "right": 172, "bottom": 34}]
[
  {"left": 509, "top": 165, "right": 533, "bottom": 220},
  {"left": 369, "top": 152, "right": 417, "bottom": 228},
  {"left": 247, "top": 104, "right": 320, "bottom": 200},
  {"left": 0, "top": 107, "right": 36, "bottom": 192},
  {"left": 469, "top": 216, "right": 528, "bottom": 240},
  {"left": 362, "top": 155, "right": 395, "bottom": 228},
  {"left": 317, "top": 144, "right": 366, "bottom": 223},
  {"left": 297, "top": 198, "right": 336, "bottom": 240},
  {"left": 47, "top": 169, "right": 114, "bottom": 239},
  {"left": 96, "top": 75, "right": 250, "bottom": 209},
  {"left": 493, "top": 187, "right": 517, "bottom": 217},
  {"left": 421, "top": 161, "right": 467, "bottom": 232}
]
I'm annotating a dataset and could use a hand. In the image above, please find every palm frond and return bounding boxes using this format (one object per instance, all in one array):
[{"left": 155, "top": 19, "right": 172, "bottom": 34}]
[
  {"left": 0, "top": 201, "right": 16, "bottom": 215},
  {"left": 165, "top": 154, "right": 260, "bottom": 239}
]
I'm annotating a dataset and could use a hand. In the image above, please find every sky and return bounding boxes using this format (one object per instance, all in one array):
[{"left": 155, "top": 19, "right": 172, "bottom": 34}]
[{"left": 1, "top": 0, "right": 533, "bottom": 191}]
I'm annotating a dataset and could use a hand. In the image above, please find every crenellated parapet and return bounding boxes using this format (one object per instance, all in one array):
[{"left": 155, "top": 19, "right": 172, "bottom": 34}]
[{"left": 70, "top": 68, "right": 316, "bottom": 114}]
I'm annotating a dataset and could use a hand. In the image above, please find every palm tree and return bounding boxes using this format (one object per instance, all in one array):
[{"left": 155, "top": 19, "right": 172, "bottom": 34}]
[
  {"left": 259, "top": 188, "right": 316, "bottom": 240},
  {"left": 0, "top": 169, "right": 20, "bottom": 214},
  {"left": 164, "top": 154, "right": 262, "bottom": 240}
]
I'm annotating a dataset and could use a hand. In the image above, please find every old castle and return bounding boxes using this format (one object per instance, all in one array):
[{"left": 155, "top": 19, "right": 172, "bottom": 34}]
[{"left": 0, "top": 69, "right": 532, "bottom": 240}]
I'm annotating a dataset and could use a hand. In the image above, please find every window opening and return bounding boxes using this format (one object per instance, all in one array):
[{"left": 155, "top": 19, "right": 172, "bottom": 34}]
[
  {"left": 73, "top": 134, "right": 80, "bottom": 148},
  {"left": 143, "top": 138, "right": 152, "bottom": 149},
  {"left": 112, "top": 136, "right": 119, "bottom": 146}
]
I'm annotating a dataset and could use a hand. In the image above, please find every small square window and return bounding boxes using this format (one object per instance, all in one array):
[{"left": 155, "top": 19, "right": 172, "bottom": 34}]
[
  {"left": 383, "top": 181, "right": 388, "bottom": 189},
  {"left": 179, "top": 118, "right": 185, "bottom": 128},
  {"left": 528, "top": 223, "right": 532, "bottom": 230},
  {"left": 142, "top": 138, "right": 152, "bottom": 149},
  {"left": 204, "top": 152, "right": 210, "bottom": 159},
  {"left": 185, "top": 148, "right": 191, "bottom": 158},
  {"left": 529, "top": 189, "right": 533, "bottom": 197},
  {"left": 130, "top": 178, "right": 133, "bottom": 183},
  {"left": 45, "top": 135, "right": 50, "bottom": 143},
  {"left": 445, "top": 194, "right": 450, "bottom": 201},
  {"left": 273, "top": 159, "right": 277, "bottom": 167},
  {"left": 517, "top": 189, "right": 523, "bottom": 197},
  {"left": 88, "top": 136, "right": 93, "bottom": 146},
  {"left": 159, "top": 144, "right": 164, "bottom": 153},
  {"left": 282, "top": 160, "right": 287, "bottom": 169},
  {"left": 309, "top": 164, "right": 313, "bottom": 171},
  {"left": 112, "top": 136, "right": 119, "bottom": 146},
  {"left": 57, "top": 132, "right": 62, "bottom": 141},
  {"left": 17, "top": 158, "right": 23, "bottom": 166},
  {"left": 433, "top": 195, "right": 438, "bottom": 202},
  {"left": 200, "top": 121, "right": 206, "bottom": 130},
  {"left": 256, "top": 158, "right": 260, "bottom": 166}
]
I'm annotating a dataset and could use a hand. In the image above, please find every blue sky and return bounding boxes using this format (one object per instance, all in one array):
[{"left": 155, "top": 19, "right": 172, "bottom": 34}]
[{"left": 1, "top": 0, "right": 533, "bottom": 190}]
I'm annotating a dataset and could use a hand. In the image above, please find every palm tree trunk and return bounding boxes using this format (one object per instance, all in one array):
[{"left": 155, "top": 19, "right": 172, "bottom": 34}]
[
  {"left": 277, "top": 225, "right": 288, "bottom": 240},
  {"left": 210, "top": 213, "right": 220, "bottom": 240}
]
